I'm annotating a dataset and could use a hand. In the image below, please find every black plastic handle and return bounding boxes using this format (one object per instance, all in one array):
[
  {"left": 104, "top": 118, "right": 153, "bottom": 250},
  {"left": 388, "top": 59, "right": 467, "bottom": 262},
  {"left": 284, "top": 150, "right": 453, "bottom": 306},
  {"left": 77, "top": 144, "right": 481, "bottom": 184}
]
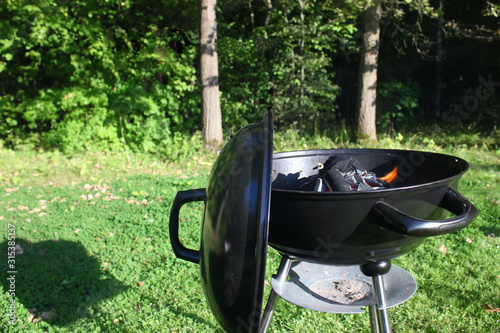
[
  {"left": 373, "top": 187, "right": 479, "bottom": 237},
  {"left": 169, "top": 188, "right": 206, "bottom": 264}
]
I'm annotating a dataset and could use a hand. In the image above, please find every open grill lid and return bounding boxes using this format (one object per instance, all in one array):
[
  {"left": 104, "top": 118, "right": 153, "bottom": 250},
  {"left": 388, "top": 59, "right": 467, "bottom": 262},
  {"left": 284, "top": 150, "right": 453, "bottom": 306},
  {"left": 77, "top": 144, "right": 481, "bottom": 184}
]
[{"left": 199, "top": 112, "right": 273, "bottom": 332}]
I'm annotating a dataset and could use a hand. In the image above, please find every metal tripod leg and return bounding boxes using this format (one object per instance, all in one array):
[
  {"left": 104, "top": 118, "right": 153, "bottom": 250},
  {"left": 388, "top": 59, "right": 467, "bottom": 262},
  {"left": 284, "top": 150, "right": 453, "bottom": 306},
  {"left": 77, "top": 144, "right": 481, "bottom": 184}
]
[
  {"left": 259, "top": 288, "right": 281, "bottom": 333},
  {"left": 259, "top": 256, "right": 293, "bottom": 333},
  {"left": 368, "top": 304, "right": 380, "bottom": 333},
  {"left": 369, "top": 274, "right": 391, "bottom": 333}
]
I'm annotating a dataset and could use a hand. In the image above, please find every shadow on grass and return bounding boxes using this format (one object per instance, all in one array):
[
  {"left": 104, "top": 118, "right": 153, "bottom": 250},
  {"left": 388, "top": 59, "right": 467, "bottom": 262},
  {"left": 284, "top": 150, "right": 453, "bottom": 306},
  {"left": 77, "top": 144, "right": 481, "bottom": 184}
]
[
  {"left": 168, "top": 305, "right": 225, "bottom": 332},
  {"left": 1, "top": 238, "right": 128, "bottom": 327}
]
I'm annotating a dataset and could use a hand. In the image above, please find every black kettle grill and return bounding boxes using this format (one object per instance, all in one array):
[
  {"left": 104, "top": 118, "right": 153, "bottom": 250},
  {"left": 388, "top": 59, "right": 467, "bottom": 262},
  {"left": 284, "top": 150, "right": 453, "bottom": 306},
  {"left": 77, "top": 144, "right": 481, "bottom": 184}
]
[{"left": 169, "top": 112, "right": 478, "bottom": 332}]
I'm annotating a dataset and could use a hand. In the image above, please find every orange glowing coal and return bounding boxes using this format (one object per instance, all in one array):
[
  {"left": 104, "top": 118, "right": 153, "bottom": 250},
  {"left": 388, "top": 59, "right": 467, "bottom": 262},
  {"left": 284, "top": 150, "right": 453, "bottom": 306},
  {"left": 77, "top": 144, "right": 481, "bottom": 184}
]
[{"left": 379, "top": 165, "right": 399, "bottom": 183}]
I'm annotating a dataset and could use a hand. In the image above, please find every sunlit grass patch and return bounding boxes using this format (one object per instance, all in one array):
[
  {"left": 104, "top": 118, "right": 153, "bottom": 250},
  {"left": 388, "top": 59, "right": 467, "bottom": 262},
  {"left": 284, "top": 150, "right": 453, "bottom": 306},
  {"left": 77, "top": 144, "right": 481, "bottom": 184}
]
[{"left": 0, "top": 131, "right": 498, "bottom": 332}]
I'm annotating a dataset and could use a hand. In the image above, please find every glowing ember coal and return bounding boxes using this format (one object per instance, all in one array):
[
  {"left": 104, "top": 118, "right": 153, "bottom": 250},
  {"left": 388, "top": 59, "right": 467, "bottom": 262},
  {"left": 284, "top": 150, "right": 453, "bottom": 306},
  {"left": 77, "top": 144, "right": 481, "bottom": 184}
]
[{"left": 379, "top": 165, "right": 399, "bottom": 183}]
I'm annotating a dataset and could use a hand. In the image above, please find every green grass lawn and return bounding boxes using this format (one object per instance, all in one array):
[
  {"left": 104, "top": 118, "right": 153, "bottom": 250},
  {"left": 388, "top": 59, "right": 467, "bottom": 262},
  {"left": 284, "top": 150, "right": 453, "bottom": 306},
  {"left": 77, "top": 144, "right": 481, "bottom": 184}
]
[{"left": 0, "top": 133, "right": 499, "bottom": 332}]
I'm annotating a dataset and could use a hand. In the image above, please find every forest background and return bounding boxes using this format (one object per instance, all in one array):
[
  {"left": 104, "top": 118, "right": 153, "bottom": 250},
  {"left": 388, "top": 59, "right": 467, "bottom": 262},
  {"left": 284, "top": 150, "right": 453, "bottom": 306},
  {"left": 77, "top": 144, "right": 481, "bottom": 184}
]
[{"left": 0, "top": 0, "right": 499, "bottom": 155}]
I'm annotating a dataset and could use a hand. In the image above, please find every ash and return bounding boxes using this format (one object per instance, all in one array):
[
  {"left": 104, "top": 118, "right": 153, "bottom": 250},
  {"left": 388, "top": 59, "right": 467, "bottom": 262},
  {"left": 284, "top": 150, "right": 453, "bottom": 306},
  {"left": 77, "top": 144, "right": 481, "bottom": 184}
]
[{"left": 309, "top": 279, "right": 370, "bottom": 304}]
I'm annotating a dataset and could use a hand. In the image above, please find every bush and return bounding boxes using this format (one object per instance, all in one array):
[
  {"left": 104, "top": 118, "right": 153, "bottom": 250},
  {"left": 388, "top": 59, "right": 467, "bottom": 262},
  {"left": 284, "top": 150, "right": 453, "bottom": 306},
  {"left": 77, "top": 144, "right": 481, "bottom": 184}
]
[
  {"left": 0, "top": 0, "right": 200, "bottom": 155},
  {"left": 377, "top": 78, "right": 421, "bottom": 133}
]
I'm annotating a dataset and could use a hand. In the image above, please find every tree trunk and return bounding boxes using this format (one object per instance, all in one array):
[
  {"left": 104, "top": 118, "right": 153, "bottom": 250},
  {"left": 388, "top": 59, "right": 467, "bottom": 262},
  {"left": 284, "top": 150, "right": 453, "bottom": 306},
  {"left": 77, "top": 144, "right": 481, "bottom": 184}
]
[
  {"left": 355, "top": 0, "right": 381, "bottom": 142},
  {"left": 248, "top": 0, "right": 255, "bottom": 30},
  {"left": 264, "top": 0, "right": 272, "bottom": 28},
  {"left": 200, "top": 0, "right": 223, "bottom": 150}
]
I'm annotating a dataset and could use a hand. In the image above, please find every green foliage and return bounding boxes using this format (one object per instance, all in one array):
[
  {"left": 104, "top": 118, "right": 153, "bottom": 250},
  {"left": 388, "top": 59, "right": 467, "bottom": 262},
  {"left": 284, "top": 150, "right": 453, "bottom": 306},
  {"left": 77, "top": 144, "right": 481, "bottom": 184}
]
[
  {"left": 218, "top": 0, "right": 362, "bottom": 134},
  {"left": 0, "top": 0, "right": 199, "bottom": 154},
  {"left": 483, "top": 1, "right": 500, "bottom": 17},
  {"left": 377, "top": 78, "right": 421, "bottom": 132},
  {"left": 0, "top": 0, "right": 497, "bottom": 152},
  {"left": 218, "top": 35, "right": 273, "bottom": 129}
]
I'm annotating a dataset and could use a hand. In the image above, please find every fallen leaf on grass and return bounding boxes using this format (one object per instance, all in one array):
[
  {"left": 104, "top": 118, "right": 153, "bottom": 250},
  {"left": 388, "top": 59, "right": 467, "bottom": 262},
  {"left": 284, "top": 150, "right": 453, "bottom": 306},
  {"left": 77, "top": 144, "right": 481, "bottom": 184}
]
[
  {"left": 0, "top": 216, "right": 3, "bottom": 220},
  {"left": 28, "top": 308, "right": 37, "bottom": 322},
  {"left": 466, "top": 237, "right": 473, "bottom": 243},
  {"left": 84, "top": 182, "right": 111, "bottom": 194},
  {"left": 74, "top": 229, "right": 81, "bottom": 233},
  {"left": 138, "top": 281, "right": 144, "bottom": 287},
  {"left": 15, "top": 244, "right": 23, "bottom": 255},
  {"left": 439, "top": 245, "right": 447, "bottom": 255},
  {"left": 103, "top": 194, "right": 120, "bottom": 201},
  {"left": 29, "top": 310, "right": 57, "bottom": 323},
  {"left": 28, "top": 208, "right": 41, "bottom": 214},
  {"left": 38, "top": 212, "right": 47, "bottom": 217},
  {"left": 17, "top": 205, "right": 29, "bottom": 210},
  {"left": 5, "top": 187, "right": 19, "bottom": 193},
  {"left": 39, "top": 311, "right": 57, "bottom": 321},
  {"left": 483, "top": 303, "right": 500, "bottom": 313}
]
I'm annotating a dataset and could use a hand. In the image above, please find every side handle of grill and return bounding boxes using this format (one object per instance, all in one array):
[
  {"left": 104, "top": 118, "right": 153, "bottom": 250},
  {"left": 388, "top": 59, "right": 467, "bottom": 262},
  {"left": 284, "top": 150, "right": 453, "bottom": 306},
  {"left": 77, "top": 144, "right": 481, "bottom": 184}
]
[
  {"left": 169, "top": 189, "right": 206, "bottom": 264},
  {"left": 373, "top": 187, "right": 479, "bottom": 237}
]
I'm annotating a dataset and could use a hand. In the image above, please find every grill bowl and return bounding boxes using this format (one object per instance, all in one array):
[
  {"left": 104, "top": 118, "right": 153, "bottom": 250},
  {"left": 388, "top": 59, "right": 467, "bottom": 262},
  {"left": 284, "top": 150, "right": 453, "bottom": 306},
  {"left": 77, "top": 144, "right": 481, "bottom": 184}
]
[{"left": 269, "top": 148, "right": 477, "bottom": 264}]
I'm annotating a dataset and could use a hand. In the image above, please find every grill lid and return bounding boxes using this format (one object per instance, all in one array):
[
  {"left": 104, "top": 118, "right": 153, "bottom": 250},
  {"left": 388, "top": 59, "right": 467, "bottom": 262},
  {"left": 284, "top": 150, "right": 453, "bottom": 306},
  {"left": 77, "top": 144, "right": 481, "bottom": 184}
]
[{"left": 199, "top": 112, "right": 273, "bottom": 332}]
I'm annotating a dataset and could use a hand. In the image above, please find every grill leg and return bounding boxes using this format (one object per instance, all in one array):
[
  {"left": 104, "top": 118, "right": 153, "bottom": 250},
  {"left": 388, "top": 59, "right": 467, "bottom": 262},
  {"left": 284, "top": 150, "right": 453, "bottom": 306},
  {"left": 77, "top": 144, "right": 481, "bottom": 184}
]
[
  {"left": 371, "top": 274, "right": 391, "bottom": 333},
  {"left": 259, "top": 289, "right": 281, "bottom": 333},
  {"left": 368, "top": 304, "right": 380, "bottom": 333},
  {"left": 360, "top": 261, "right": 392, "bottom": 333},
  {"left": 259, "top": 256, "right": 293, "bottom": 333}
]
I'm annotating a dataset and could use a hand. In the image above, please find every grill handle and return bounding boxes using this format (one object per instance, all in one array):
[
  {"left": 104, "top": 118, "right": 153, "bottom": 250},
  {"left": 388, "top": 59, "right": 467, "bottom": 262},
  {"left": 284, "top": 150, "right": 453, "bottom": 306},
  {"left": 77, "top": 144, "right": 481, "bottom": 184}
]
[
  {"left": 169, "top": 189, "right": 206, "bottom": 264},
  {"left": 373, "top": 187, "right": 479, "bottom": 237}
]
